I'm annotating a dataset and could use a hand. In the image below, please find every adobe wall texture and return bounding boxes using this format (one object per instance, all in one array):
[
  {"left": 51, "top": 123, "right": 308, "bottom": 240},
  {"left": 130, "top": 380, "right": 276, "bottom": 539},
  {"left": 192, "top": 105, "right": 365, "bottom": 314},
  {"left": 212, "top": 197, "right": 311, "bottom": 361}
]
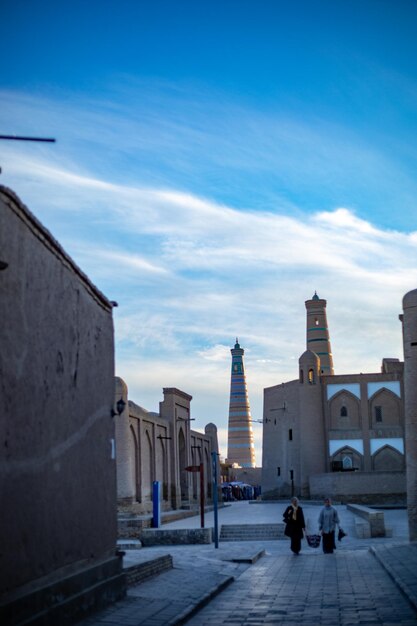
[
  {"left": 309, "top": 471, "right": 406, "bottom": 504},
  {"left": 262, "top": 379, "right": 300, "bottom": 497},
  {"left": 231, "top": 466, "right": 262, "bottom": 486},
  {"left": 0, "top": 187, "right": 117, "bottom": 598}
]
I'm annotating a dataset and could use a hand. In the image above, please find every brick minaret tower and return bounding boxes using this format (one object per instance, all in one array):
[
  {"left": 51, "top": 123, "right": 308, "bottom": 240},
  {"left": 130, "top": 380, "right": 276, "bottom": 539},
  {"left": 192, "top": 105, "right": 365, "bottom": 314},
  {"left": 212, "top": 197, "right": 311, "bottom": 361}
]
[
  {"left": 297, "top": 292, "right": 333, "bottom": 496},
  {"left": 305, "top": 291, "right": 334, "bottom": 375},
  {"left": 226, "top": 339, "right": 256, "bottom": 468}
]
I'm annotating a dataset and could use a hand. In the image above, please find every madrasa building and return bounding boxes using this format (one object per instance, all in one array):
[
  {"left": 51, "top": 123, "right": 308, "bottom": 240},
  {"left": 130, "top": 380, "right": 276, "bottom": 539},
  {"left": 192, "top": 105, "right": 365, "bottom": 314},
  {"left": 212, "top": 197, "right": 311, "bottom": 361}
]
[{"left": 261, "top": 292, "right": 406, "bottom": 504}]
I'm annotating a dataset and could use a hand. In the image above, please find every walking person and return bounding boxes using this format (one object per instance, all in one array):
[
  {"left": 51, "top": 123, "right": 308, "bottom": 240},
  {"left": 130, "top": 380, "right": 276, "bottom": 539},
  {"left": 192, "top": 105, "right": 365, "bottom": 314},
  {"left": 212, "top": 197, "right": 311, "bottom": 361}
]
[
  {"left": 283, "top": 497, "right": 305, "bottom": 555},
  {"left": 318, "top": 497, "right": 340, "bottom": 553}
]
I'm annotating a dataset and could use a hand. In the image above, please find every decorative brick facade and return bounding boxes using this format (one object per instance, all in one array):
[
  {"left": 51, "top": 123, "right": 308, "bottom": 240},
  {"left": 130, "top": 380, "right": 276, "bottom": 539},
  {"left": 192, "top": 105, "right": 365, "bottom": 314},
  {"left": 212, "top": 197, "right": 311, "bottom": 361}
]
[{"left": 262, "top": 293, "right": 406, "bottom": 503}]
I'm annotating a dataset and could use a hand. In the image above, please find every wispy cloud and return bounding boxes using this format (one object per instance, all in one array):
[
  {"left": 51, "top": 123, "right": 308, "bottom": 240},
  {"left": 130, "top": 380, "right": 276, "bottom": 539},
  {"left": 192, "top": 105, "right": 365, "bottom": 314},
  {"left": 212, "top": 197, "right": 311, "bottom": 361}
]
[
  {"left": 2, "top": 82, "right": 417, "bottom": 226},
  {"left": 2, "top": 84, "right": 417, "bottom": 461}
]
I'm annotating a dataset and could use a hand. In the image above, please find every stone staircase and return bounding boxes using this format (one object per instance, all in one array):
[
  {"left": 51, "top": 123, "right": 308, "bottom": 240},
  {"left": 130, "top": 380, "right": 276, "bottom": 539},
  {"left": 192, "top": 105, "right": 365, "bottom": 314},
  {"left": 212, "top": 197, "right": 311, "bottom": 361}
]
[
  {"left": 0, "top": 556, "right": 126, "bottom": 626},
  {"left": 220, "top": 523, "right": 286, "bottom": 541}
]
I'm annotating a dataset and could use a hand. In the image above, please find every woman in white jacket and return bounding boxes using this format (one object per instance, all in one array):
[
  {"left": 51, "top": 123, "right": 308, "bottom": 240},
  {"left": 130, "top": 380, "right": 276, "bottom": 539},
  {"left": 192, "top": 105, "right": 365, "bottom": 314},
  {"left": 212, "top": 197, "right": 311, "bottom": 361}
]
[{"left": 318, "top": 497, "right": 340, "bottom": 554}]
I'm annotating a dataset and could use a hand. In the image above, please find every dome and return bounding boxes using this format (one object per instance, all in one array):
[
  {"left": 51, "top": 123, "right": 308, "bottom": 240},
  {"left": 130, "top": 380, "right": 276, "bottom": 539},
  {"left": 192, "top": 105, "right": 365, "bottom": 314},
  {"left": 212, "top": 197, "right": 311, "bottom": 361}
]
[
  {"left": 299, "top": 349, "right": 320, "bottom": 365},
  {"left": 312, "top": 291, "right": 320, "bottom": 301},
  {"left": 115, "top": 376, "right": 128, "bottom": 396},
  {"left": 403, "top": 288, "right": 417, "bottom": 310}
]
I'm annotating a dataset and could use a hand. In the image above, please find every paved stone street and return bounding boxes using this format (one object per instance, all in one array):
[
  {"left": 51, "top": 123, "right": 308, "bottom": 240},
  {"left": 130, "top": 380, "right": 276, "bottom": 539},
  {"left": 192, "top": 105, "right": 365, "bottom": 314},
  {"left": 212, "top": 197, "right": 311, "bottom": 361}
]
[
  {"left": 80, "top": 502, "right": 417, "bottom": 625},
  {"left": 187, "top": 549, "right": 416, "bottom": 625}
]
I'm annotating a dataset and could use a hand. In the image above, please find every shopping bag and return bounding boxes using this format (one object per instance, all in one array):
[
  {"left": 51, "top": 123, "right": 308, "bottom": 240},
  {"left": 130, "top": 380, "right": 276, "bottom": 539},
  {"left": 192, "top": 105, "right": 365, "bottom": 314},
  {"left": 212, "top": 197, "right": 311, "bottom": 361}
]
[{"left": 306, "top": 534, "right": 321, "bottom": 548}]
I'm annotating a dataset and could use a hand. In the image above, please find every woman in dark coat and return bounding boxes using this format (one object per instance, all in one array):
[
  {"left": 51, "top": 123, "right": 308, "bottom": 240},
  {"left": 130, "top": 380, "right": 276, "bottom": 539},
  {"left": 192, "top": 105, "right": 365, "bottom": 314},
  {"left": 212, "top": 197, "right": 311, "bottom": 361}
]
[{"left": 283, "top": 497, "right": 305, "bottom": 555}]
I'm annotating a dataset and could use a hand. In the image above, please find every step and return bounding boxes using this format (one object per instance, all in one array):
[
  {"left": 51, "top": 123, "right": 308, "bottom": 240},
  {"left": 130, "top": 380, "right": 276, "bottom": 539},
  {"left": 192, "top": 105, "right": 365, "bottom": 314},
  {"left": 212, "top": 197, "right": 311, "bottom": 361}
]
[
  {"left": 1, "top": 557, "right": 126, "bottom": 626},
  {"left": 141, "top": 528, "right": 212, "bottom": 546},
  {"left": 219, "top": 523, "right": 285, "bottom": 542},
  {"left": 117, "top": 539, "right": 142, "bottom": 550},
  {"left": 124, "top": 555, "right": 173, "bottom": 586}
]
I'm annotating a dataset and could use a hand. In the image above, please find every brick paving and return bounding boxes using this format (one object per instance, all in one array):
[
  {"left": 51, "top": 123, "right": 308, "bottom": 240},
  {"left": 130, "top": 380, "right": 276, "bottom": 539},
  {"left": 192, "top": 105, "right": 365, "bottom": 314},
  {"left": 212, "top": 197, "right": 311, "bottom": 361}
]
[
  {"left": 371, "top": 543, "right": 417, "bottom": 612},
  {"left": 79, "top": 503, "right": 417, "bottom": 625},
  {"left": 187, "top": 549, "right": 417, "bottom": 625}
]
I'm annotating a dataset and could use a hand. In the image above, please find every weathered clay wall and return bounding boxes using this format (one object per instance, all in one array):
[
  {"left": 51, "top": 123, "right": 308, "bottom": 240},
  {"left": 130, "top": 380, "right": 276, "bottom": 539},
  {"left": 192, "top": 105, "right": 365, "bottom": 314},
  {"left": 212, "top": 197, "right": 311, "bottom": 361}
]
[
  {"left": 230, "top": 466, "right": 262, "bottom": 487},
  {"left": 0, "top": 187, "right": 117, "bottom": 598},
  {"left": 401, "top": 289, "right": 417, "bottom": 540},
  {"left": 261, "top": 379, "right": 300, "bottom": 498},
  {"left": 309, "top": 471, "right": 406, "bottom": 504},
  {"left": 114, "top": 382, "right": 218, "bottom": 515}
]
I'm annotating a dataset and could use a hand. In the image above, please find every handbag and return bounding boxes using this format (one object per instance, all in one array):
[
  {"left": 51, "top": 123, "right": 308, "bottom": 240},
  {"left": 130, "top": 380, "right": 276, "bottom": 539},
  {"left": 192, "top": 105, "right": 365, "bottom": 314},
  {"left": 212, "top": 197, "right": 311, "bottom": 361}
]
[
  {"left": 284, "top": 523, "right": 292, "bottom": 537},
  {"left": 306, "top": 534, "right": 321, "bottom": 548},
  {"left": 338, "top": 527, "right": 347, "bottom": 541}
]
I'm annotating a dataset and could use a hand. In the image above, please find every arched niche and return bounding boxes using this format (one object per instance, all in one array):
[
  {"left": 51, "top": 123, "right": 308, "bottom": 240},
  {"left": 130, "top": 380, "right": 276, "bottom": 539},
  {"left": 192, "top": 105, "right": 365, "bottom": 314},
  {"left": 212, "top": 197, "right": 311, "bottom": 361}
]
[
  {"left": 178, "top": 428, "right": 187, "bottom": 501},
  {"left": 205, "top": 447, "right": 211, "bottom": 498},
  {"left": 372, "top": 444, "right": 404, "bottom": 471},
  {"left": 331, "top": 445, "right": 363, "bottom": 471},
  {"left": 369, "top": 388, "right": 401, "bottom": 428},
  {"left": 329, "top": 390, "right": 361, "bottom": 429},
  {"left": 142, "top": 430, "right": 153, "bottom": 502},
  {"left": 129, "top": 425, "right": 139, "bottom": 501}
]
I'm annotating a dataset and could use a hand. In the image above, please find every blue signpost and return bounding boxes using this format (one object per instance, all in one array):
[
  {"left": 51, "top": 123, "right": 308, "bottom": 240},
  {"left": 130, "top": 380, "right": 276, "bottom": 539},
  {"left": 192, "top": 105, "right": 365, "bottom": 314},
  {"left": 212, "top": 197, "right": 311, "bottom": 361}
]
[
  {"left": 152, "top": 480, "right": 161, "bottom": 528},
  {"left": 211, "top": 451, "right": 219, "bottom": 548}
]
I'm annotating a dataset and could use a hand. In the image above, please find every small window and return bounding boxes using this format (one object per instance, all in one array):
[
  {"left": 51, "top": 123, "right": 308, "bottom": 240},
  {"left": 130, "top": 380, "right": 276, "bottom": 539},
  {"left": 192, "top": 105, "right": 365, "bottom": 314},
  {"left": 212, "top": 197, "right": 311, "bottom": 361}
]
[
  {"left": 315, "top": 318, "right": 319, "bottom": 326},
  {"left": 290, "top": 469, "right": 294, "bottom": 480},
  {"left": 299, "top": 369, "right": 304, "bottom": 383},
  {"left": 289, "top": 429, "right": 293, "bottom": 441},
  {"left": 340, "top": 406, "right": 348, "bottom": 417},
  {"left": 375, "top": 406, "right": 382, "bottom": 422},
  {"left": 277, "top": 466, "right": 281, "bottom": 476},
  {"left": 342, "top": 456, "right": 353, "bottom": 469},
  {"left": 308, "top": 368, "right": 315, "bottom": 384}
]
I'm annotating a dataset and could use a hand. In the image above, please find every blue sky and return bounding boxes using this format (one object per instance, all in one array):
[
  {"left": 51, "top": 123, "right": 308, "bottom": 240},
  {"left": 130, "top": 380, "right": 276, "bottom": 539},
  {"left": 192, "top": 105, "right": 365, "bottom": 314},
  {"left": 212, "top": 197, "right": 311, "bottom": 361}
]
[{"left": 1, "top": 0, "right": 417, "bottom": 462}]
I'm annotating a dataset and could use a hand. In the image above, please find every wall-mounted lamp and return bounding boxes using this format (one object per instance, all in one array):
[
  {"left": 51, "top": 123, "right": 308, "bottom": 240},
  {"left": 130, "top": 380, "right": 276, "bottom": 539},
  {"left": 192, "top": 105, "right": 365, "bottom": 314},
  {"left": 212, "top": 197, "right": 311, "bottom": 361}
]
[
  {"left": 157, "top": 435, "right": 172, "bottom": 440},
  {"left": 111, "top": 397, "right": 126, "bottom": 417},
  {"left": 176, "top": 417, "right": 195, "bottom": 422},
  {"left": 0, "top": 260, "right": 8, "bottom": 271}
]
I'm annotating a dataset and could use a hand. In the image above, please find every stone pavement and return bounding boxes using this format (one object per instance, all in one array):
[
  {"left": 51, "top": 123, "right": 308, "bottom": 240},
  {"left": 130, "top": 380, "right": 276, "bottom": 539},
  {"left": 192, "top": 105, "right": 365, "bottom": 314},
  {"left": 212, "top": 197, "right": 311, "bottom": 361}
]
[
  {"left": 80, "top": 502, "right": 417, "bottom": 625},
  {"left": 187, "top": 545, "right": 417, "bottom": 625}
]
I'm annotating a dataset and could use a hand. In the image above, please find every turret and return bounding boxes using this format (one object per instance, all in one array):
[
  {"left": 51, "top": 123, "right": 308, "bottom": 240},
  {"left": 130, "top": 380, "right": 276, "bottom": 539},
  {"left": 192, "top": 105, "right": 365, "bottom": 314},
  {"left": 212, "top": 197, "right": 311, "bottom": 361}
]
[
  {"left": 114, "top": 377, "right": 135, "bottom": 506},
  {"left": 297, "top": 347, "right": 326, "bottom": 496},
  {"left": 401, "top": 288, "right": 417, "bottom": 541}
]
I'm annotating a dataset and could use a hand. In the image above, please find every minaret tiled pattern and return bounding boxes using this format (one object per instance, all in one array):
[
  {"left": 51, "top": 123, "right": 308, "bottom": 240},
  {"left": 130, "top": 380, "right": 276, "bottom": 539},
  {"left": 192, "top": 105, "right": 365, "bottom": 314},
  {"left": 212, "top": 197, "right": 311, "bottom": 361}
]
[
  {"left": 226, "top": 339, "right": 256, "bottom": 468},
  {"left": 305, "top": 292, "right": 334, "bottom": 375}
]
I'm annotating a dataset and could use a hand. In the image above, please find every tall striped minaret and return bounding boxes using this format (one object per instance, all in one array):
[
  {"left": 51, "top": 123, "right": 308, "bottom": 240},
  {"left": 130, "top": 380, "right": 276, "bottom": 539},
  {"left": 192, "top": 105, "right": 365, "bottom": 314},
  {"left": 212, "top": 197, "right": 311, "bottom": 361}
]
[
  {"left": 305, "top": 292, "right": 334, "bottom": 375},
  {"left": 226, "top": 339, "right": 256, "bottom": 468}
]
